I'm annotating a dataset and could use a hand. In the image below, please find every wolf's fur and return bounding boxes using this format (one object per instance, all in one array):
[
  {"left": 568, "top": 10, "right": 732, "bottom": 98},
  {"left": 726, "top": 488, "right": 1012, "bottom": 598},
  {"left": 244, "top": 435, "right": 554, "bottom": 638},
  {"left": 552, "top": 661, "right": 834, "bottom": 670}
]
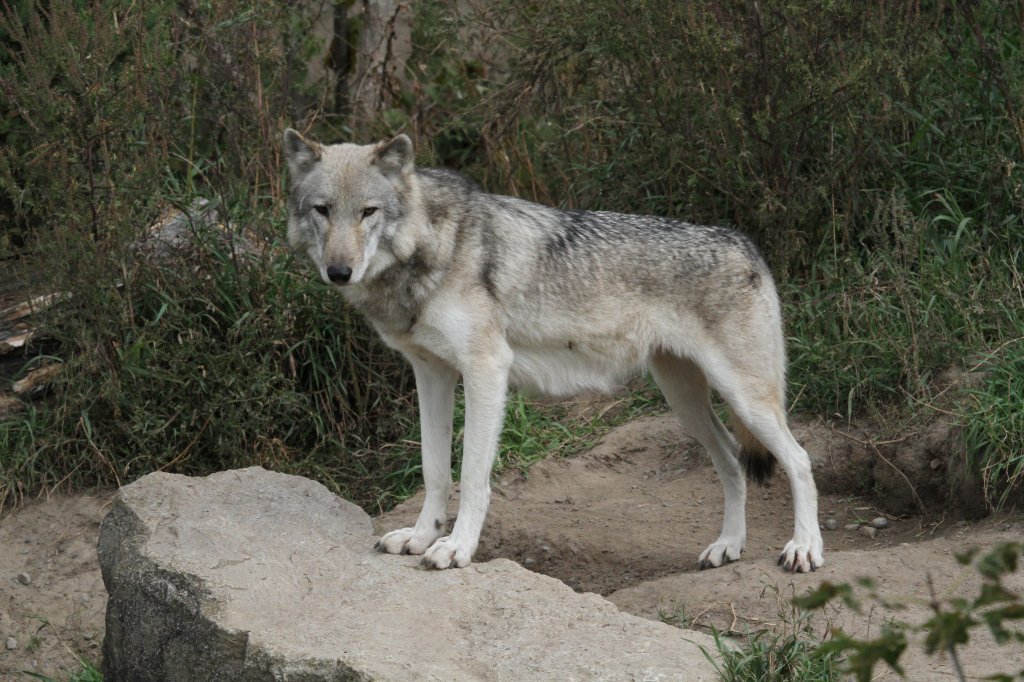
[{"left": 283, "top": 129, "right": 825, "bottom": 572}]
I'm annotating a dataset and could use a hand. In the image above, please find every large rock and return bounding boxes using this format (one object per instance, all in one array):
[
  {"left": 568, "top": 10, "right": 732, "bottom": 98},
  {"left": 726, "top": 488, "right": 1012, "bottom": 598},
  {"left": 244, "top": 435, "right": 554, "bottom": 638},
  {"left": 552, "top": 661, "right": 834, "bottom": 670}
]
[{"left": 98, "top": 467, "right": 717, "bottom": 681}]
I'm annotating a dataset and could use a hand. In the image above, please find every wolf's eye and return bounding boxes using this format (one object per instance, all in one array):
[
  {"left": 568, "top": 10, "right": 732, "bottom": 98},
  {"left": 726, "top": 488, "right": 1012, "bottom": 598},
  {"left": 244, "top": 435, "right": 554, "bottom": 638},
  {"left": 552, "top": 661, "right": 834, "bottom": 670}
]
[
  {"left": 313, "top": 205, "right": 330, "bottom": 217},
  {"left": 362, "top": 206, "right": 378, "bottom": 219}
]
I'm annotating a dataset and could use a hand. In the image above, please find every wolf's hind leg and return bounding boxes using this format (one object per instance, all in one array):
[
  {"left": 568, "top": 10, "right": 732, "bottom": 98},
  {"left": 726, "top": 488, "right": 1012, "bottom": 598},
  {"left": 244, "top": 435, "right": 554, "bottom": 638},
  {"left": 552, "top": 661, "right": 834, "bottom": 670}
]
[
  {"left": 650, "top": 352, "right": 747, "bottom": 569},
  {"left": 704, "top": 360, "right": 825, "bottom": 573},
  {"left": 376, "top": 355, "right": 457, "bottom": 556}
]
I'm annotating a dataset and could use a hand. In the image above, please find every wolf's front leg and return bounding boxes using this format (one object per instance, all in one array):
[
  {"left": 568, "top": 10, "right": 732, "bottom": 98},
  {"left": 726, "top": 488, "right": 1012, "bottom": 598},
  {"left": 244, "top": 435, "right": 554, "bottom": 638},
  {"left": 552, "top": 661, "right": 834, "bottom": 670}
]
[
  {"left": 376, "top": 355, "right": 458, "bottom": 555},
  {"left": 421, "top": 344, "right": 511, "bottom": 569}
]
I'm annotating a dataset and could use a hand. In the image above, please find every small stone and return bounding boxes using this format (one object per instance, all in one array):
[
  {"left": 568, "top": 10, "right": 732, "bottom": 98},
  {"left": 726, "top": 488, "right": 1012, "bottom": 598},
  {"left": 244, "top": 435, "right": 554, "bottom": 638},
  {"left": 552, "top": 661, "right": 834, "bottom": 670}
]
[
  {"left": 522, "top": 557, "right": 536, "bottom": 566},
  {"left": 860, "top": 525, "right": 877, "bottom": 539},
  {"left": 844, "top": 523, "right": 860, "bottom": 531},
  {"left": 16, "top": 572, "right": 30, "bottom": 585},
  {"left": 540, "top": 545, "right": 552, "bottom": 554},
  {"left": 871, "top": 517, "right": 890, "bottom": 529},
  {"left": 930, "top": 458, "right": 942, "bottom": 470},
  {"left": 824, "top": 519, "right": 838, "bottom": 530},
  {"left": 5, "top": 637, "right": 16, "bottom": 650},
  {"left": 79, "top": 594, "right": 89, "bottom": 604}
]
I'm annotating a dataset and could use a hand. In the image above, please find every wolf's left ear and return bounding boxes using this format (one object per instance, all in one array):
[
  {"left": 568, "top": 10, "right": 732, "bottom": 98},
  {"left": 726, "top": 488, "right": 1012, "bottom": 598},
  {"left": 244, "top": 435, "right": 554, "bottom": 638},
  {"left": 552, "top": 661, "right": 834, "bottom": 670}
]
[
  {"left": 283, "top": 128, "right": 322, "bottom": 177},
  {"left": 374, "top": 134, "right": 414, "bottom": 180}
]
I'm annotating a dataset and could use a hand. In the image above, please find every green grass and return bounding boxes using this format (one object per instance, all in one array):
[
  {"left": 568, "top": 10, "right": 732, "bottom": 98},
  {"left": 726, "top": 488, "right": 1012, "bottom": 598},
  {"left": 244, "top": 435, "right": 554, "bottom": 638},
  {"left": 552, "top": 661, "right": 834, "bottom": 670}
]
[
  {"left": 493, "top": 381, "right": 663, "bottom": 474},
  {"left": 705, "top": 627, "right": 842, "bottom": 682}
]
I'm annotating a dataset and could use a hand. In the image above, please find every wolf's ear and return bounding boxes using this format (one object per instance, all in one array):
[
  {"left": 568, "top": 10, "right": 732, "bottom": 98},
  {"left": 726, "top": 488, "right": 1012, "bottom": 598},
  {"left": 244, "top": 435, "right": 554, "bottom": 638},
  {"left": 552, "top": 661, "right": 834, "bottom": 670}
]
[
  {"left": 283, "top": 128, "right": 322, "bottom": 177},
  {"left": 374, "top": 134, "right": 414, "bottom": 180}
]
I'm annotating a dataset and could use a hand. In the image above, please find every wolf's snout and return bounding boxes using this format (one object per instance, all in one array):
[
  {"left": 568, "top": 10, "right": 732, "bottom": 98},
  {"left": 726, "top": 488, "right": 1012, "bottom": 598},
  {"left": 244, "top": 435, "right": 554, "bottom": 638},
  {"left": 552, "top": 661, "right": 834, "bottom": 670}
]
[{"left": 327, "top": 264, "right": 353, "bottom": 284}]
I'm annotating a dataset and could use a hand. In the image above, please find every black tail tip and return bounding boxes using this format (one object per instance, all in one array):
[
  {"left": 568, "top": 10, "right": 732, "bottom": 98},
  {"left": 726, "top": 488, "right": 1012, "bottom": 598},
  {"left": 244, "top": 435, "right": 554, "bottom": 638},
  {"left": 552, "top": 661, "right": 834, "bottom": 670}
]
[{"left": 740, "top": 447, "right": 776, "bottom": 486}]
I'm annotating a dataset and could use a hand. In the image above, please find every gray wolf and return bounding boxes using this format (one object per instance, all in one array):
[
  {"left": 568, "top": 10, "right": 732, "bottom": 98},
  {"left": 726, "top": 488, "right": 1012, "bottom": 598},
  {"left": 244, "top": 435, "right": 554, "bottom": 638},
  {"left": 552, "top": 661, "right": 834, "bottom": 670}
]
[{"left": 283, "top": 129, "right": 825, "bottom": 572}]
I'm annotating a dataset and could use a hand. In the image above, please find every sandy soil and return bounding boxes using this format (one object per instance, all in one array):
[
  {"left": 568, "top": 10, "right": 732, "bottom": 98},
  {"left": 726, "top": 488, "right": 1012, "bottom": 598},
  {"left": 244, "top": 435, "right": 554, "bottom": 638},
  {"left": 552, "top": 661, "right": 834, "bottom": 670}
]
[
  {"left": 1, "top": 414, "right": 1021, "bottom": 680},
  {"left": 0, "top": 494, "right": 108, "bottom": 681}
]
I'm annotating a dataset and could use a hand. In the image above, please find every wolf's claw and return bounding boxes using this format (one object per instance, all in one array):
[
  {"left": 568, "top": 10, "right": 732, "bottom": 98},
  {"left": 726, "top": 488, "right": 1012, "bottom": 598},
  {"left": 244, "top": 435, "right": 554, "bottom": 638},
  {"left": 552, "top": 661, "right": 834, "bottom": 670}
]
[
  {"left": 698, "top": 536, "right": 744, "bottom": 569},
  {"left": 778, "top": 539, "right": 824, "bottom": 573}
]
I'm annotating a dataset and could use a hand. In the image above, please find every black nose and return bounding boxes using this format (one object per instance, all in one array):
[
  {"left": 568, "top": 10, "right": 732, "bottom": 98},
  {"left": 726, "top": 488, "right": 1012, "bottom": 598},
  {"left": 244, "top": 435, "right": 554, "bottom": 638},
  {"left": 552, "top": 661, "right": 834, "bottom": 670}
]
[{"left": 326, "top": 264, "right": 352, "bottom": 284}]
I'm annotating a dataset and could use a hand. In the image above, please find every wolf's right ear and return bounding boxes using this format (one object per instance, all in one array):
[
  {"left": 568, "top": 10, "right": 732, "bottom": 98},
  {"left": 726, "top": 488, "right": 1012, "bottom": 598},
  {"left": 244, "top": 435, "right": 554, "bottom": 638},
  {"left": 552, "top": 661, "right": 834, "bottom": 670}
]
[{"left": 283, "top": 128, "right": 322, "bottom": 177}]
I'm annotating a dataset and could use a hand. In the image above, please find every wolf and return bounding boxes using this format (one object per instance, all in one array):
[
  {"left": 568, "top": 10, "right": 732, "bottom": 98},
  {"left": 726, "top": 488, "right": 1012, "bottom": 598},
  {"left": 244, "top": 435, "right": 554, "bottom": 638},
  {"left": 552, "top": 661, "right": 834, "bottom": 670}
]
[{"left": 283, "top": 128, "right": 825, "bottom": 573}]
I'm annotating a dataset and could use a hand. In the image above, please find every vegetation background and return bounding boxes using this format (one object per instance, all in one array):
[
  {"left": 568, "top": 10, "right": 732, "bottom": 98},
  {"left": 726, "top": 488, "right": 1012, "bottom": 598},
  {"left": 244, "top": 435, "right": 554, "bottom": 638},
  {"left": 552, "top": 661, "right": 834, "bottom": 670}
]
[{"left": 1, "top": 0, "right": 1022, "bottom": 515}]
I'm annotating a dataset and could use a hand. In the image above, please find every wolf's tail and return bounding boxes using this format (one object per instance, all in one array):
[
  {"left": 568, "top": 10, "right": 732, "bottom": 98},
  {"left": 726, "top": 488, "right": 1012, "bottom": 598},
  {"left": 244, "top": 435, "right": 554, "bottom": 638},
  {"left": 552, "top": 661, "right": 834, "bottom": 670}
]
[{"left": 729, "top": 414, "right": 776, "bottom": 486}]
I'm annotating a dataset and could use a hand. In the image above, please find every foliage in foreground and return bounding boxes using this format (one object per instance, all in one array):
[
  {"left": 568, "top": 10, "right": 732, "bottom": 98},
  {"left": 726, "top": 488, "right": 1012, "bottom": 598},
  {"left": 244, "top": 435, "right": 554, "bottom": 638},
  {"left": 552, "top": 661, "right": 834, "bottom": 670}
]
[
  {"left": 701, "top": 543, "right": 1023, "bottom": 682},
  {"left": 794, "top": 542, "right": 1024, "bottom": 682}
]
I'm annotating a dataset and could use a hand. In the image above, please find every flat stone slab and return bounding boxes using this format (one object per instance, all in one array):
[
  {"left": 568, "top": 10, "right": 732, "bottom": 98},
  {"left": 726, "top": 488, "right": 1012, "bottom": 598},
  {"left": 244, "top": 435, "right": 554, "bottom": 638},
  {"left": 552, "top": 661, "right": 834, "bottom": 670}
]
[{"left": 98, "top": 467, "right": 717, "bottom": 681}]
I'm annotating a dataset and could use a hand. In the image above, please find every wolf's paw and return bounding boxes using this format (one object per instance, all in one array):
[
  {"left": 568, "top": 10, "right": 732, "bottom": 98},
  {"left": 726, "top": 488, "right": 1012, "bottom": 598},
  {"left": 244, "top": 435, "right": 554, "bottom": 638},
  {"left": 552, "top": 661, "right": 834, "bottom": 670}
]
[
  {"left": 698, "top": 536, "right": 745, "bottom": 570},
  {"left": 777, "top": 538, "right": 825, "bottom": 573},
  {"left": 374, "top": 527, "right": 440, "bottom": 556},
  {"left": 419, "top": 536, "right": 474, "bottom": 569}
]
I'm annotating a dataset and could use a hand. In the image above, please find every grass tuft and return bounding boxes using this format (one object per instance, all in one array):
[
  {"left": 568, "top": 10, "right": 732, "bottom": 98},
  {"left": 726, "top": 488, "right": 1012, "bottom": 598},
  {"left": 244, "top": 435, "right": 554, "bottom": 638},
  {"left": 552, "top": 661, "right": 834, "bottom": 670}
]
[
  {"left": 962, "top": 338, "right": 1024, "bottom": 509},
  {"left": 705, "top": 626, "right": 842, "bottom": 682}
]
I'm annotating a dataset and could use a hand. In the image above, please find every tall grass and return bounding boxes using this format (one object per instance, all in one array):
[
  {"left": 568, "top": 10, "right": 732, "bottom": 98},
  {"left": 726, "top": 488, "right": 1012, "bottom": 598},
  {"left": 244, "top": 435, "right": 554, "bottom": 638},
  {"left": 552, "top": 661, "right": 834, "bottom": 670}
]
[
  {"left": 0, "top": 224, "right": 423, "bottom": 510},
  {"left": 783, "top": 195, "right": 1024, "bottom": 420}
]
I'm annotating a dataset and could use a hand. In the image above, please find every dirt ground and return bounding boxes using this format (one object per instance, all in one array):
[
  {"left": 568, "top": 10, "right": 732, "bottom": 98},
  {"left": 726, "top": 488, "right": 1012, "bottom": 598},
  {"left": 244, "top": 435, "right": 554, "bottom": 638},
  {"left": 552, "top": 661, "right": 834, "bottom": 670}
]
[{"left": 1, "top": 414, "right": 1022, "bottom": 680}]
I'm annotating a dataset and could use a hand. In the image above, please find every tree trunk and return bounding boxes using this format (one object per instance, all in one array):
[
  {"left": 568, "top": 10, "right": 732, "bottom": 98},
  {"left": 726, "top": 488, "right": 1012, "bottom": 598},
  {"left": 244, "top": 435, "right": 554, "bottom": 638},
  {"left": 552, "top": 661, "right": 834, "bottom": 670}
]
[{"left": 350, "top": 0, "right": 412, "bottom": 135}]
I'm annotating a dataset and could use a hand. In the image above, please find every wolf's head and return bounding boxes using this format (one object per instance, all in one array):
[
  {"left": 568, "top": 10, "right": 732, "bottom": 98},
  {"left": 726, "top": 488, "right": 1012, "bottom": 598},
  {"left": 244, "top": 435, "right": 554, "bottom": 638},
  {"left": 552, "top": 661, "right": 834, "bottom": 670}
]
[{"left": 283, "top": 129, "right": 415, "bottom": 287}]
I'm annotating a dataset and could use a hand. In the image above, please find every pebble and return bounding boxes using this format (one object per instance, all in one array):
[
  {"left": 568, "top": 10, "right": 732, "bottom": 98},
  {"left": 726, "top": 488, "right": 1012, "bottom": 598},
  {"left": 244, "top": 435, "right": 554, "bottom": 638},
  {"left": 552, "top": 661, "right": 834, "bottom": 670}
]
[
  {"left": 844, "top": 523, "right": 860, "bottom": 531},
  {"left": 824, "top": 518, "right": 838, "bottom": 530},
  {"left": 523, "top": 557, "right": 536, "bottom": 566},
  {"left": 16, "top": 572, "right": 31, "bottom": 585},
  {"left": 860, "top": 525, "right": 877, "bottom": 539},
  {"left": 5, "top": 637, "right": 16, "bottom": 650},
  {"left": 871, "top": 517, "right": 890, "bottom": 529}
]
